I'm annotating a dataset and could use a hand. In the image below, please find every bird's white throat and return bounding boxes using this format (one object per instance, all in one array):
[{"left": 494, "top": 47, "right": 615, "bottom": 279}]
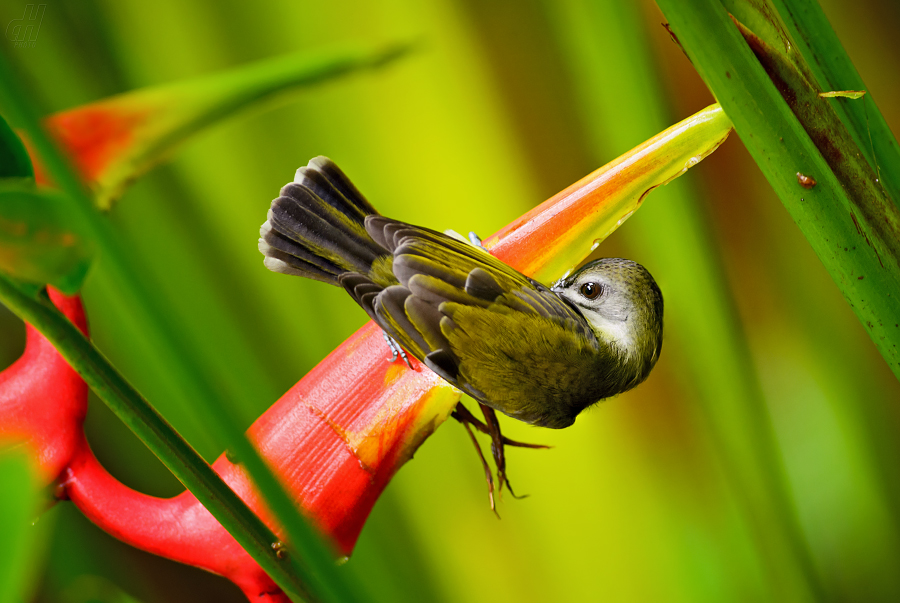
[{"left": 580, "top": 307, "right": 637, "bottom": 357}]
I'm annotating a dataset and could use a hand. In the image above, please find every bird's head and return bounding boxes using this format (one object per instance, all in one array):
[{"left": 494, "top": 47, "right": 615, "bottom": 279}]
[{"left": 552, "top": 258, "right": 664, "bottom": 386}]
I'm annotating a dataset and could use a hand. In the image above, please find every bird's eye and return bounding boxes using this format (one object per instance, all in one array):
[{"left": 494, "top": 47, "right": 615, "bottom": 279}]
[{"left": 580, "top": 282, "right": 602, "bottom": 299}]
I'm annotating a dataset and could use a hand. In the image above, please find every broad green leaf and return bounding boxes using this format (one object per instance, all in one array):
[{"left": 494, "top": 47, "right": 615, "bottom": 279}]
[
  {"left": 0, "top": 114, "right": 33, "bottom": 181},
  {"left": 55, "top": 576, "right": 143, "bottom": 603},
  {"left": 0, "top": 447, "right": 44, "bottom": 603},
  {"left": 38, "top": 45, "right": 407, "bottom": 210},
  {"left": 770, "top": 0, "right": 900, "bottom": 206},
  {"left": 657, "top": 0, "right": 900, "bottom": 380},
  {"left": 0, "top": 184, "right": 93, "bottom": 294}
]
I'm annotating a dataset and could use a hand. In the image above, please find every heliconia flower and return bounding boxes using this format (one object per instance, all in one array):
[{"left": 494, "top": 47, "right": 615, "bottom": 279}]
[
  {"left": 0, "top": 184, "right": 94, "bottom": 295},
  {"left": 55, "top": 105, "right": 731, "bottom": 601},
  {"left": 0, "top": 288, "right": 88, "bottom": 485},
  {"left": 486, "top": 104, "right": 732, "bottom": 282},
  {"left": 64, "top": 323, "right": 456, "bottom": 601},
  {"left": 27, "top": 46, "right": 404, "bottom": 210}
]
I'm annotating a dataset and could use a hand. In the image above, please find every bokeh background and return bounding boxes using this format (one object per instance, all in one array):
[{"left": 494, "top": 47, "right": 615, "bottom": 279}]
[{"left": 2, "top": 0, "right": 899, "bottom": 601}]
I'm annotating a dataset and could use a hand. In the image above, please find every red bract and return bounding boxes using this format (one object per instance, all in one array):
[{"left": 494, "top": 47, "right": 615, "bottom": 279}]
[
  {"left": 0, "top": 288, "right": 88, "bottom": 484},
  {"left": 241, "top": 324, "right": 456, "bottom": 553},
  {"left": 27, "top": 48, "right": 401, "bottom": 210},
  {"left": 486, "top": 105, "right": 733, "bottom": 282},
  {"left": 64, "top": 322, "right": 458, "bottom": 601},
  {"left": 34, "top": 106, "right": 149, "bottom": 188}
]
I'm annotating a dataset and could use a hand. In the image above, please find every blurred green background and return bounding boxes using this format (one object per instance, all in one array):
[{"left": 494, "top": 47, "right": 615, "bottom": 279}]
[{"left": 2, "top": 0, "right": 899, "bottom": 601}]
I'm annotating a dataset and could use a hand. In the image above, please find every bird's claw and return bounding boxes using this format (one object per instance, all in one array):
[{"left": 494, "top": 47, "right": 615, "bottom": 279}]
[
  {"left": 451, "top": 402, "right": 549, "bottom": 513},
  {"left": 382, "top": 331, "right": 413, "bottom": 368},
  {"left": 468, "top": 231, "right": 489, "bottom": 252},
  {"left": 458, "top": 416, "right": 499, "bottom": 517}
]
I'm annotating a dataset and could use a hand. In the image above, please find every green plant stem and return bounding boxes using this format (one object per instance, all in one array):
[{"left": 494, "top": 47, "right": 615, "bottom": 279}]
[
  {"left": 93, "top": 43, "right": 411, "bottom": 209},
  {"left": 0, "top": 113, "right": 33, "bottom": 180},
  {"left": 771, "top": 0, "right": 900, "bottom": 205},
  {"left": 0, "top": 48, "right": 368, "bottom": 603},
  {"left": 656, "top": 0, "right": 900, "bottom": 380},
  {"left": 0, "top": 274, "right": 314, "bottom": 602}
]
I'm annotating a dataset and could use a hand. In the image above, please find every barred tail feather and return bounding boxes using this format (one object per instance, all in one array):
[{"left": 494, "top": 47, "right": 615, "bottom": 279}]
[{"left": 259, "top": 157, "right": 385, "bottom": 285}]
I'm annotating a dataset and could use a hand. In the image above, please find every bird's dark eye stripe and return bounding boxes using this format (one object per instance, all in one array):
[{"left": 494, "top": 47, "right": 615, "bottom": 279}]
[{"left": 580, "top": 282, "right": 602, "bottom": 299}]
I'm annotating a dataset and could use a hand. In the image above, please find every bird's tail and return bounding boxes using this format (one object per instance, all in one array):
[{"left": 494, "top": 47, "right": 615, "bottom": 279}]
[{"left": 259, "top": 156, "right": 386, "bottom": 286}]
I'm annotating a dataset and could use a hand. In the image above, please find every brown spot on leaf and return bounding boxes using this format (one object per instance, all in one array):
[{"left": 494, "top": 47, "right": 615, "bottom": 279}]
[
  {"left": 662, "top": 22, "right": 681, "bottom": 48},
  {"left": 849, "top": 212, "right": 885, "bottom": 267},
  {"left": 796, "top": 172, "right": 816, "bottom": 188},
  {"left": 851, "top": 211, "right": 862, "bottom": 235}
]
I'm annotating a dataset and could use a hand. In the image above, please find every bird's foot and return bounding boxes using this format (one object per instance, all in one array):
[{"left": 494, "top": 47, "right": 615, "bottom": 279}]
[
  {"left": 479, "top": 404, "right": 519, "bottom": 500},
  {"left": 457, "top": 409, "right": 499, "bottom": 517},
  {"left": 451, "top": 402, "right": 550, "bottom": 513},
  {"left": 382, "top": 331, "right": 413, "bottom": 368},
  {"left": 468, "top": 231, "right": 489, "bottom": 252}
]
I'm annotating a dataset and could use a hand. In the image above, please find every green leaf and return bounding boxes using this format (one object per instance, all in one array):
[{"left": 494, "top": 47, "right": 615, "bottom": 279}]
[
  {"left": 42, "top": 44, "right": 409, "bottom": 210},
  {"left": 769, "top": 0, "right": 900, "bottom": 206},
  {"left": 656, "top": 0, "right": 900, "bottom": 380},
  {"left": 50, "top": 575, "right": 144, "bottom": 603},
  {"left": 0, "top": 447, "right": 44, "bottom": 603},
  {"left": 0, "top": 183, "right": 93, "bottom": 294},
  {"left": 0, "top": 113, "right": 33, "bottom": 181}
]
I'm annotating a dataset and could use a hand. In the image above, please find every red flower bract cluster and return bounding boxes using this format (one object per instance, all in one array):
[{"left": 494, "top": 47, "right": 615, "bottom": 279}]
[
  {"left": 0, "top": 288, "right": 88, "bottom": 484},
  {"left": 34, "top": 106, "right": 149, "bottom": 187},
  {"left": 0, "top": 289, "right": 456, "bottom": 600},
  {"left": 63, "top": 322, "right": 457, "bottom": 601}
]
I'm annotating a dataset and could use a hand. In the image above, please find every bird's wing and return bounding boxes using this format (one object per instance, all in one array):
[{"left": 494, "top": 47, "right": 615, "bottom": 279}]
[{"left": 354, "top": 217, "right": 597, "bottom": 395}]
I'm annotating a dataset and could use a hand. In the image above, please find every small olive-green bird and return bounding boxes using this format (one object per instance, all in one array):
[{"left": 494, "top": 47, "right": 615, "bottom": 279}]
[{"left": 259, "top": 157, "right": 663, "bottom": 430}]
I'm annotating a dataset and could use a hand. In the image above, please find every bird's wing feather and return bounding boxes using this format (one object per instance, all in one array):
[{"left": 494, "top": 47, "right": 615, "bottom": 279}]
[
  {"left": 358, "top": 217, "right": 597, "bottom": 395},
  {"left": 438, "top": 304, "right": 612, "bottom": 426}
]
